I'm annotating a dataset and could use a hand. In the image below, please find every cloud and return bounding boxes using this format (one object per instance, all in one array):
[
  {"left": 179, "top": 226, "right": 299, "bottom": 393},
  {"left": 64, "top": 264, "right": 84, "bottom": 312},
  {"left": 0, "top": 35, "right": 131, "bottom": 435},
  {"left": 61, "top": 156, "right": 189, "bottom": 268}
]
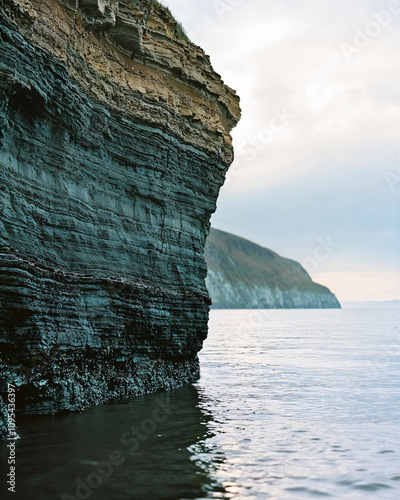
[{"left": 163, "top": 0, "right": 400, "bottom": 301}]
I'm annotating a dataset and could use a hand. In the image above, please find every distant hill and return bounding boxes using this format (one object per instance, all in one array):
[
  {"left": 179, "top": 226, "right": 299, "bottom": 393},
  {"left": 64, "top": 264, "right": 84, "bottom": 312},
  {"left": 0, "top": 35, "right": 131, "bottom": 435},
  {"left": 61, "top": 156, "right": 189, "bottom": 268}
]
[
  {"left": 205, "top": 228, "right": 341, "bottom": 309},
  {"left": 343, "top": 300, "right": 400, "bottom": 309}
]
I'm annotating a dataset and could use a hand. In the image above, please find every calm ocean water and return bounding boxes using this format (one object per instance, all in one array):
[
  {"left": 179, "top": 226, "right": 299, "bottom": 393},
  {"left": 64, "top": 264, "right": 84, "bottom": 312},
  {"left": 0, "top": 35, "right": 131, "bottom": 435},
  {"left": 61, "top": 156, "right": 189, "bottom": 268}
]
[{"left": 1, "top": 309, "right": 399, "bottom": 499}]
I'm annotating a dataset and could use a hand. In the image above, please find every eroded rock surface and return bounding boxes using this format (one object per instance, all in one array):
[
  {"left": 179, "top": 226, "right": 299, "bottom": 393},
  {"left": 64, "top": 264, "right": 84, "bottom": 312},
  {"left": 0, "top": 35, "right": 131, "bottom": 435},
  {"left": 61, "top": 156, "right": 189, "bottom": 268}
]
[{"left": 0, "top": 0, "right": 240, "bottom": 438}]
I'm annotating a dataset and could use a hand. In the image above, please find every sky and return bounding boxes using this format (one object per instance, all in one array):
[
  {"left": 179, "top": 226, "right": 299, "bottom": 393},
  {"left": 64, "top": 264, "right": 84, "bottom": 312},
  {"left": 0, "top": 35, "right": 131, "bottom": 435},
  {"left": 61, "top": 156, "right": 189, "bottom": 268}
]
[{"left": 162, "top": 0, "right": 400, "bottom": 302}]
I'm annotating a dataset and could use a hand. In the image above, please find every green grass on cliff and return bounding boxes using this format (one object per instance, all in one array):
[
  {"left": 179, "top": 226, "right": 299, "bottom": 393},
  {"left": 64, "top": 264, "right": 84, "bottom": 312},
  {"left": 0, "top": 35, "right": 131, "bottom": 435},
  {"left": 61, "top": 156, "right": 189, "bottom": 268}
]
[
  {"left": 205, "top": 228, "right": 333, "bottom": 294},
  {"left": 151, "top": 0, "right": 191, "bottom": 43}
]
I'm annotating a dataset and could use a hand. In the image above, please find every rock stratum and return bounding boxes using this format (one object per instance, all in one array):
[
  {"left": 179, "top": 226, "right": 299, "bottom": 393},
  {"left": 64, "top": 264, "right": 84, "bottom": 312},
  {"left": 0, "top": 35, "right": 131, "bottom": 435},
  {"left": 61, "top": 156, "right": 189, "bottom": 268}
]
[
  {"left": 205, "top": 228, "right": 341, "bottom": 309},
  {"left": 0, "top": 0, "right": 240, "bottom": 438}
]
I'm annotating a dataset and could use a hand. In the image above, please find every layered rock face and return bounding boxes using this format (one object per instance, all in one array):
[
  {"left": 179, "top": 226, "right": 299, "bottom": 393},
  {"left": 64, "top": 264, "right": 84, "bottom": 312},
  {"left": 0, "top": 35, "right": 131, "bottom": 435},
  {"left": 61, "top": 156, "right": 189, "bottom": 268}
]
[
  {"left": 0, "top": 0, "right": 240, "bottom": 438},
  {"left": 205, "top": 229, "right": 341, "bottom": 309}
]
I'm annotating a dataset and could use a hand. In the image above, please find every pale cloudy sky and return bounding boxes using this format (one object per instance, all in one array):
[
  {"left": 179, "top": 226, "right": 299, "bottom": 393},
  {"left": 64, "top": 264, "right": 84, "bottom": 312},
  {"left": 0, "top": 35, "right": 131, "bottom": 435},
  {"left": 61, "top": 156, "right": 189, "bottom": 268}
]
[{"left": 163, "top": 0, "right": 400, "bottom": 302}]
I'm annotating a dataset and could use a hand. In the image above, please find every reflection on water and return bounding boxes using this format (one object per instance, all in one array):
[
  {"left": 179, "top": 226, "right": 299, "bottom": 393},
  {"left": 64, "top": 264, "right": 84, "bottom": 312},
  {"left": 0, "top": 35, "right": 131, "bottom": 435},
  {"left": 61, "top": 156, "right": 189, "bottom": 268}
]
[
  {"left": 1, "top": 309, "right": 400, "bottom": 500},
  {"left": 197, "top": 309, "right": 400, "bottom": 500},
  {"left": 0, "top": 385, "right": 226, "bottom": 500}
]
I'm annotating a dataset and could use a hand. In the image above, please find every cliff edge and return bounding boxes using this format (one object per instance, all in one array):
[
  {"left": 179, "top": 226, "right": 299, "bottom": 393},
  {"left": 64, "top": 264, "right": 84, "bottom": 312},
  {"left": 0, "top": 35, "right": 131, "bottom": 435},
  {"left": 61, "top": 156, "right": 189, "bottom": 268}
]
[
  {"left": 205, "top": 229, "right": 341, "bottom": 309},
  {"left": 0, "top": 0, "right": 240, "bottom": 438}
]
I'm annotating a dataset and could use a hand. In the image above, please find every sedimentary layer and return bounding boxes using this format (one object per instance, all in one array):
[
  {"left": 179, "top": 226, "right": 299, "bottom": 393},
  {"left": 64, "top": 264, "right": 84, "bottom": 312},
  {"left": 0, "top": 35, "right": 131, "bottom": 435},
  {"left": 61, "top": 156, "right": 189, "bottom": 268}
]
[
  {"left": 0, "top": 0, "right": 240, "bottom": 438},
  {"left": 205, "top": 228, "right": 341, "bottom": 309}
]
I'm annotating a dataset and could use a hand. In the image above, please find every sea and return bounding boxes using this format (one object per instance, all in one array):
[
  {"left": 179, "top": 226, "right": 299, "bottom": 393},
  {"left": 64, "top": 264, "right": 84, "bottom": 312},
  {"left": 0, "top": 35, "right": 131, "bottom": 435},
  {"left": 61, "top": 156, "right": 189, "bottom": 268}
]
[{"left": 1, "top": 309, "right": 399, "bottom": 499}]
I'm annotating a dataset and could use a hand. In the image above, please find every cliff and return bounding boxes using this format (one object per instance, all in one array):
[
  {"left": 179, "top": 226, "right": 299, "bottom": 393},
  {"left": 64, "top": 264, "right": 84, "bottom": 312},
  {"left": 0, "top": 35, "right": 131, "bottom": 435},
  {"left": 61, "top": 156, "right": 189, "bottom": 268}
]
[
  {"left": 0, "top": 0, "right": 240, "bottom": 439},
  {"left": 205, "top": 228, "right": 341, "bottom": 309}
]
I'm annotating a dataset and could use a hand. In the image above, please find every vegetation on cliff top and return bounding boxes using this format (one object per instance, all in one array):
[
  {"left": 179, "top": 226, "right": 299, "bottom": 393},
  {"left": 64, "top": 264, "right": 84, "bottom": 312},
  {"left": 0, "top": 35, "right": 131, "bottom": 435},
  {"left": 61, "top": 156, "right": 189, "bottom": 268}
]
[
  {"left": 205, "top": 228, "right": 339, "bottom": 295},
  {"left": 151, "top": 0, "right": 191, "bottom": 43}
]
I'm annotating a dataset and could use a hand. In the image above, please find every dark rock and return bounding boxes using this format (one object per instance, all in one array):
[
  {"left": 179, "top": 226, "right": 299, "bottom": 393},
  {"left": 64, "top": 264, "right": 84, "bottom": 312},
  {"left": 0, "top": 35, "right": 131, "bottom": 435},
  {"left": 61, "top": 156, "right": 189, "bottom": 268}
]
[{"left": 0, "top": 0, "right": 240, "bottom": 437}]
